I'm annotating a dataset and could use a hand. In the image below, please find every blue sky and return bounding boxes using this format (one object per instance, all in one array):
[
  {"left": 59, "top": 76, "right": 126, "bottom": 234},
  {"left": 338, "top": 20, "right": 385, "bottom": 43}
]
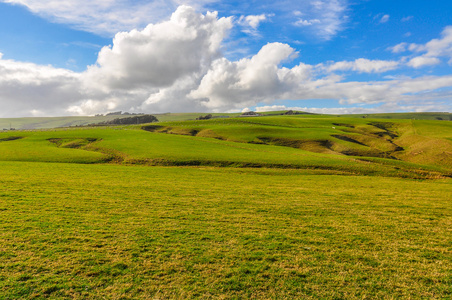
[{"left": 0, "top": 0, "right": 451, "bottom": 117}]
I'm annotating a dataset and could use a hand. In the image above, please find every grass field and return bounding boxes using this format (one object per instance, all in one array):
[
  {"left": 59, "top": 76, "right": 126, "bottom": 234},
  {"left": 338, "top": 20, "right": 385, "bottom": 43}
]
[
  {"left": 1, "top": 162, "right": 451, "bottom": 299},
  {"left": 0, "top": 113, "right": 451, "bottom": 298}
]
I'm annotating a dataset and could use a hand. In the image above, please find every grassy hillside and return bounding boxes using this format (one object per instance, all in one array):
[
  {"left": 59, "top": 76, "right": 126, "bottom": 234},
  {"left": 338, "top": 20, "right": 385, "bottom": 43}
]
[
  {"left": 0, "top": 114, "right": 451, "bottom": 298},
  {"left": 1, "top": 115, "right": 451, "bottom": 178},
  {"left": 141, "top": 115, "right": 452, "bottom": 176},
  {"left": 1, "top": 111, "right": 450, "bottom": 130}
]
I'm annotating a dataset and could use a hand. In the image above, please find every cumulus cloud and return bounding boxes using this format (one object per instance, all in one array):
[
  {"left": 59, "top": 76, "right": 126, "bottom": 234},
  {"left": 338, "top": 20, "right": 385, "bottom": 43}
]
[
  {"left": 0, "top": 6, "right": 234, "bottom": 117},
  {"left": 190, "top": 43, "right": 312, "bottom": 111},
  {"left": 238, "top": 14, "right": 268, "bottom": 29},
  {"left": 407, "top": 56, "right": 441, "bottom": 68},
  {"left": 0, "top": 57, "right": 82, "bottom": 117},
  {"left": 79, "top": 6, "right": 233, "bottom": 115},
  {"left": 85, "top": 6, "right": 232, "bottom": 90}
]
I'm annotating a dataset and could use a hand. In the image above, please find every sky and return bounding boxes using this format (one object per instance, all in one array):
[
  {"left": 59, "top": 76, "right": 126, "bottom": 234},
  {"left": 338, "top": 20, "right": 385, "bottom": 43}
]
[{"left": 0, "top": 0, "right": 451, "bottom": 117}]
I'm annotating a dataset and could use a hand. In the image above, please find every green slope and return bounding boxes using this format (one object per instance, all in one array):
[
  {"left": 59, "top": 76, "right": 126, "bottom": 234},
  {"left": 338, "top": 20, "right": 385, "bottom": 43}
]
[
  {"left": 143, "top": 115, "right": 452, "bottom": 175},
  {"left": 0, "top": 114, "right": 451, "bottom": 178}
]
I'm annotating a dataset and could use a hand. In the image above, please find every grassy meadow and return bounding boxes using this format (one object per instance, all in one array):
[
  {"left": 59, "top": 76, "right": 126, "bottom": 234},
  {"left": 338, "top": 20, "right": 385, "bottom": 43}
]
[{"left": 0, "top": 113, "right": 451, "bottom": 298}]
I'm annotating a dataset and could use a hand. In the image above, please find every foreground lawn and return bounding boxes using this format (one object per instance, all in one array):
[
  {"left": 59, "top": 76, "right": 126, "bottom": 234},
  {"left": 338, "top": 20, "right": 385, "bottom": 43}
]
[{"left": 1, "top": 162, "right": 451, "bottom": 299}]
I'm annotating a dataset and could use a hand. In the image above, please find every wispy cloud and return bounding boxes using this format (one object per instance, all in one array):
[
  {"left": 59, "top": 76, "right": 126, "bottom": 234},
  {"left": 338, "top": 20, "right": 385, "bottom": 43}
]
[
  {"left": 379, "top": 14, "right": 390, "bottom": 23},
  {"left": 254, "top": 102, "right": 451, "bottom": 115},
  {"left": 294, "top": 18, "right": 321, "bottom": 26},
  {"left": 2, "top": 0, "right": 349, "bottom": 41},
  {"left": 322, "top": 58, "right": 399, "bottom": 73},
  {"left": 401, "top": 16, "right": 413, "bottom": 22},
  {"left": 299, "top": 0, "right": 348, "bottom": 40},
  {"left": 390, "top": 26, "right": 452, "bottom": 67},
  {"left": 2, "top": 0, "right": 198, "bottom": 36}
]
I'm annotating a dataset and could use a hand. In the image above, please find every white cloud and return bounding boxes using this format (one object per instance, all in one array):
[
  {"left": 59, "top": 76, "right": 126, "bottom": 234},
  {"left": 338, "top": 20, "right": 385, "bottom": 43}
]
[
  {"left": 401, "top": 16, "right": 413, "bottom": 22},
  {"left": 3, "top": 0, "right": 349, "bottom": 41},
  {"left": 294, "top": 19, "right": 321, "bottom": 26},
  {"left": 421, "top": 26, "right": 452, "bottom": 59},
  {"left": 389, "top": 42, "right": 408, "bottom": 53},
  {"left": 407, "top": 56, "right": 441, "bottom": 68},
  {"left": 238, "top": 14, "right": 268, "bottom": 29},
  {"left": 237, "top": 13, "right": 272, "bottom": 37},
  {"left": 2, "top": 0, "right": 216, "bottom": 36},
  {"left": 0, "top": 57, "right": 82, "bottom": 117},
  {"left": 190, "top": 43, "right": 312, "bottom": 111},
  {"left": 324, "top": 58, "right": 399, "bottom": 73},
  {"left": 390, "top": 26, "right": 452, "bottom": 68},
  {"left": 85, "top": 6, "right": 232, "bottom": 90},
  {"left": 379, "top": 14, "right": 390, "bottom": 23},
  {"left": 254, "top": 102, "right": 451, "bottom": 115},
  {"left": 307, "top": 0, "right": 348, "bottom": 40}
]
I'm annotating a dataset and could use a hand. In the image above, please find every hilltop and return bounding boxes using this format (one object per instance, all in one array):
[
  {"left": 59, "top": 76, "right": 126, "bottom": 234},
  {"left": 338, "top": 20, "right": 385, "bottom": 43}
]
[{"left": 1, "top": 111, "right": 451, "bottom": 130}]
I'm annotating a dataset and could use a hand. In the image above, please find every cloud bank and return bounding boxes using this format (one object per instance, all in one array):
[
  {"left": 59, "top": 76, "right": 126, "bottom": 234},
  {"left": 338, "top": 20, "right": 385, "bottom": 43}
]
[{"left": 0, "top": 6, "right": 451, "bottom": 117}]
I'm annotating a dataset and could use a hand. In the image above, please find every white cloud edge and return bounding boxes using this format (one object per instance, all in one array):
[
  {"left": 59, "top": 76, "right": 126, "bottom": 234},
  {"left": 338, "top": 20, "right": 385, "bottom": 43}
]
[{"left": 379, "top": 14, "right": 390, "bottom": 23}]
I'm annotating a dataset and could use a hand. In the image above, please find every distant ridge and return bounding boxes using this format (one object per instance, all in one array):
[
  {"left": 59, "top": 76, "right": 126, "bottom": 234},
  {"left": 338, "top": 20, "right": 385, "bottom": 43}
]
[{"left": 0, "top": 111, "right": 450, "bottom": 130}]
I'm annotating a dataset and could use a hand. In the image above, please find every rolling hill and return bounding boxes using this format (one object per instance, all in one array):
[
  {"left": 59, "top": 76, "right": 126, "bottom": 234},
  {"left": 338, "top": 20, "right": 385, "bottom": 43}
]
[{"left": 0, "top": 112, "right": 451, "bottom": 299}]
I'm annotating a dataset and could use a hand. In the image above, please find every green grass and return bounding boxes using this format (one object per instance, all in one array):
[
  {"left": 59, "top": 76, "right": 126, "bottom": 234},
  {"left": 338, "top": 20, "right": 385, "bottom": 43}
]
[
  {"left": 140, "top": 115, "right": 452, "bottom": 176},
  {"left": 0, "top": 114, "right": 451, "bottom": 298},
  {"left": 0, "top": 162, "right": 451, "bottom": 299},
  {"left": 0, "top": 121, "right": 449, "bottom": 178}
]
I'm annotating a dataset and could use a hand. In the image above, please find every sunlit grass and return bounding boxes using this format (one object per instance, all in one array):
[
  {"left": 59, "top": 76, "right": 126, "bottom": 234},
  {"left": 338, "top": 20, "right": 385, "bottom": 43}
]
[
  {"left": 0, "top": 114, "right": 451, "bottom": 298},
  {"left": 0, "top": 161, "right": 451, "bottom": 299},
  {"left": 0, "top": 123, "right": 448, "bottom": 178}
]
